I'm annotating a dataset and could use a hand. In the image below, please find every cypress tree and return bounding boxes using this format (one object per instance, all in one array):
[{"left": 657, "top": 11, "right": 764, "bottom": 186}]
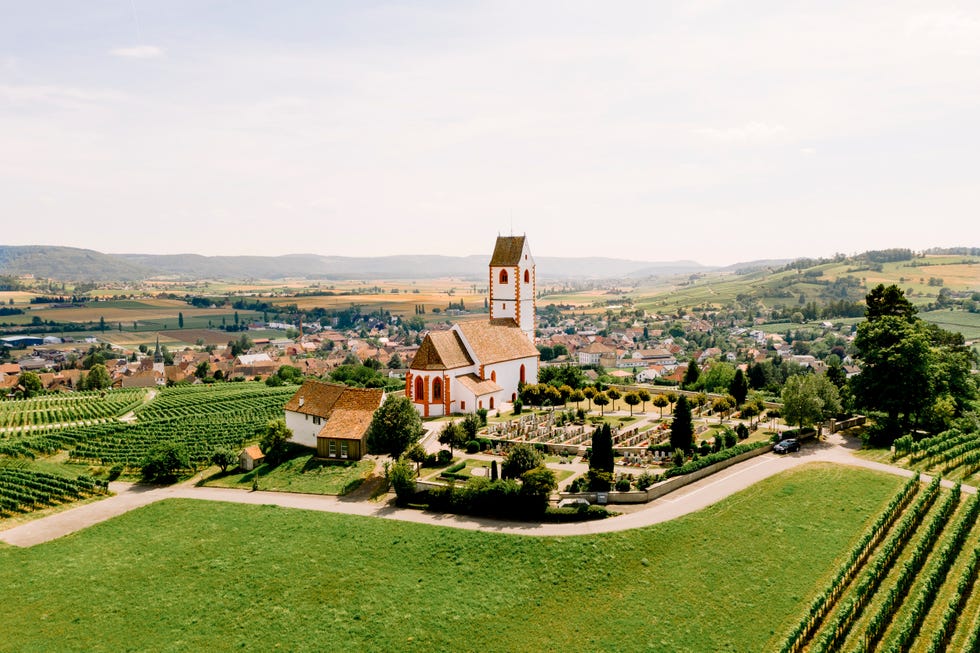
[{"left": 671, "top": 396, "right": 694, "bottom": 453}]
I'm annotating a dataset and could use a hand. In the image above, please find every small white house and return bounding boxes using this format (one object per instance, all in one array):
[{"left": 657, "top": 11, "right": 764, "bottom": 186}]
[{"left": 239, "top": 445, "right": 265, "bottom": 471}]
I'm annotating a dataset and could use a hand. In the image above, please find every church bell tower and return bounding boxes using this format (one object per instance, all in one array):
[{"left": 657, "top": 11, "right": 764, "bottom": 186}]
[{"left": 488, "top": 235, "right": 535, "bottom": 342}]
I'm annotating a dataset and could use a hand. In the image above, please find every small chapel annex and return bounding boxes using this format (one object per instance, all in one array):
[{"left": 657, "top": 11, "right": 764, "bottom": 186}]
[{"left": 406, "top": 235, "right": 540, "bottom": 417}]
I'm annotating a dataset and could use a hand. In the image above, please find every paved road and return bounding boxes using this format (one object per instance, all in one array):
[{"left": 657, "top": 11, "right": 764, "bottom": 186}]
[{"left": 1, "top": 433, "right": 970, "bottom": 547}]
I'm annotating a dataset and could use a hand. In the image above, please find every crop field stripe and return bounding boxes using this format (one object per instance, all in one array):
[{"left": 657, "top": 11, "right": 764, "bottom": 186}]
[
  {"left": 776, "top": 474, "right": 921, "bottom": 653},
  {"left": 809, "top": 477, "right": 944, "bottom": 653},
  {"left": 881, "top": 491, "right": 980, "bottom": 653}
]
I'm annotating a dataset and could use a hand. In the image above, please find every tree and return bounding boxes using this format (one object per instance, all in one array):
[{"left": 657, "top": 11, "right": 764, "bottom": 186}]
[
  {"left": 637, "top": 388, "right": 651, "bottom": 412},
  {"left": 178, "top": 312, "right": 184, "bottom": 329},
  {"left": 194, "top": 361, "right": 211, "bottom": 379},
  {"left": 490, "top": 459, "right": 498, "bottom": 481},
  {"left": 460, "top": 413, "right": 482, "bottom": 440},
  {"left": 19, "top": 371, "right": 43, "bottom": 398},
  {"left": 593, "top": 392, "right": 609, "bottom": 416},
  {"left": 366, "top": 395, "right": 423, "bottom": 457},
  {"left": 86, "top": 363, "right": 111, "bottom": 390},
  {"left": 606, "top": 387, "right": 621, "bottom": 412},
  {"left": 520, "top": 466, "right": 557, "bottom": 511},
  {"left": 141, "top": 442, "right": 190, "bottom": 483},
  {"left": 569, "top": 389, "right": 585, "bottom": 410},
  {"left": 590, "top": 423, "right": 615, "bottom": 474},
  {"left": 583, "top": 386, "right": 596, "bottom": 410},
  {"left": 666, "top": 391, "right": 679, "bottom": 413},
  {"left": 683, "top": 362, "right": 700, "bottom": 389},
  {"left": 712, "top": 396, "right": 733, "bottom": 424},
  {"left": 388, "top": 353, "right": 403, "bottom": 369},
  {"left": 781, "top": 375, "right": 824, "bottom": 431},
  {"left": 865, "top": 284, "right": 916, "bottom": 321},
  {"left": 260, "top": 419, "right": 292, "bottom": 465},
  {"left": 438, "top": 421, "right": 466, "bottom": 456},
  {"left": 652, "top": 394, "right": 669, "bottom": 419},
  {"left": 388, "top": 457, "right": 417, "bottom": 503},
  {"left": 502, "top": 443, "right": 544, "bottom": 479},
  {"left": 404, "top": 442, "right": 427, "bottom": 473},
  {"left": 623, "top": 392, "right": 640, "bottom": 416},
  {"left": 730, "top": 368, "right": 748, "bottom": 407},
  {"left": 670, "top": 395, "right": 694, "bottom": 453},
  {"left": 99, "top": 316, "right": 106, "bottom": 333},
  {"left": 211, "top": 447, "right": 237, "bottom": 473}
]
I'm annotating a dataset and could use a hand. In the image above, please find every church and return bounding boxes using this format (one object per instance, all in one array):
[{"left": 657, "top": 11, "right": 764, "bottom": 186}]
[{"left": 406, "top": 235, "right": 540, "bottom": 417}]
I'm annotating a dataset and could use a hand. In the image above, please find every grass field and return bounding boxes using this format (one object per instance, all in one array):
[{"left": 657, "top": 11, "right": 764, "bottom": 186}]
[
  {"left": 204, "top": 453, "right": 374, "bottom": 495},
  {"left": 0, "top": 463, "right": 902, "bottom": 652}
]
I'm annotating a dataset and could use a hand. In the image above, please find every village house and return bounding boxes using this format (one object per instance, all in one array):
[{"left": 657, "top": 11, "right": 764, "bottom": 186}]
[{"left": 284, "top": 379, "right": 385, "bottom": 460}]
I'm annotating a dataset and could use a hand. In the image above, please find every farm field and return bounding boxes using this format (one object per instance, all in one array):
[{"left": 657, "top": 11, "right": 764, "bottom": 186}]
[
  {"left": 0, "top": 463, "right": 902, "bottom": 652},
  {"left": 856, "top": 428, "right": 980, "bottom": 488}
]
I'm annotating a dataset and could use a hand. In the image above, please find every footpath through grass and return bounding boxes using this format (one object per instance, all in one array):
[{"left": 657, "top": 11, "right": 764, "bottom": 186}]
[{"left": 0, "top": 463, "right": 902, "bottom": 653}]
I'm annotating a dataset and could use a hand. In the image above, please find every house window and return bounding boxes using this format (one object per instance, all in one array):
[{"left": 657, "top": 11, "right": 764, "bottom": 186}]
[
  {"left": 313, "top": 416, "right": 322, "bottom": 425},
  {"left": 499, "top": 270, "right": 508, "bottom": 284},
  {"left": 328, "top": 441, "right": 337, "bottom": 457},
  {"left": 524, "top": 270, "right": 529, "bottom": 283},
  {"left": 461, "top": 401, "right": 466, "bottom": 410},
  {"left": 340, "top": 442, "right": 349, "bottom": 459},
  {"left": 432, "top": 377, "right": 442, "bottom": 401}
]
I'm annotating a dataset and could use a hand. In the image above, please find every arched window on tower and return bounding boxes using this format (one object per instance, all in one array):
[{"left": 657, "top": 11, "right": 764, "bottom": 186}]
[
  {"left": 414, "top": 376, "right": 425, "bottom": 402},
  {"left": 519, "top": 364, "right": 526, "bottom": 385},
  {"left": 499, "top": 269, "right": 508, "bottom": 284},
  {"left": 432, "top": 377, "right": 442, "bottom": 401},
  {"left": 491, "top": 371, "right": 496, "bottom": 382},
  {"left": 490, "top": 397, "right": 495, "bottom": 409},
  {"left": 524, "top": 270, "right": 530, "bottom": 283}
]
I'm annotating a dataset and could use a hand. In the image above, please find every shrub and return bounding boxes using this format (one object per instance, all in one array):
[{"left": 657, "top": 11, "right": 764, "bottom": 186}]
[
  {"left": 512, "top": 398, "right": 523, "bottom": 415},
  {"left": 436, "top": 449, "right": 452, "bottom": 465},
  {"left": 543, "top": 505, "right": 613, "bottom": 522},
  {"left": 586, "top": 469, "right": 612, "bottom": 492},
  {"left": 107, "top": 463, "right": 124, "bottom": 482},
  {"left": 615, "top": 477, "right": 632, "bottom": 492},
  {"left": 736, "top": 423, "right": 749, "bottom": 440},
  {"left": 445, "top": 460, "right": 466, "bottom": 474},
  {"left": 477, "top": 437, "right": 492, "bottom": 451},
  {"left": 140, "top": 442, "right": 190, "bottom": 484},
  {"left": 388, "top": 458, "right": 417, "bottom": 504},
  {"left": 476, "top": 408, "right": 488, "bottom": 425},
  {"left": 672, "top": 448, "right": 685, "bottom": 467},
  {"left": 722, "top": 428, "right": 737, "bottom": 448},
  {"left": 636, "top": 471, "right": 655, "bottom": 491},
  {"left": 465, "top": 440, "right": 481, "bottom": 454}
]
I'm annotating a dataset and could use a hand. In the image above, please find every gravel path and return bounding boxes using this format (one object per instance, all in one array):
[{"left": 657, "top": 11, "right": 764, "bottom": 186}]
[{"left": 1, "top": 434, "right": 969, "bottom": 547}]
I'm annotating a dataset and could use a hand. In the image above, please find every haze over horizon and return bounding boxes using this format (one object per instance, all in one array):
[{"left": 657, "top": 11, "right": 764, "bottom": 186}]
[{"left": 2, "top": 2, "right": 979, "bottom": 266}]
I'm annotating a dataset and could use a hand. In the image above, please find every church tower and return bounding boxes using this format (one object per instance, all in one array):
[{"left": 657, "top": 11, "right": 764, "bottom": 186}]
[{"left": 488, "top": 235, "right": 535, "bottom": 342}]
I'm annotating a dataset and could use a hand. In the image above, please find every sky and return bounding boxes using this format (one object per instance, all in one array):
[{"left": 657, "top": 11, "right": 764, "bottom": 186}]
[{"left": 2, "top": 1, "right": 979, "bottom": 266}]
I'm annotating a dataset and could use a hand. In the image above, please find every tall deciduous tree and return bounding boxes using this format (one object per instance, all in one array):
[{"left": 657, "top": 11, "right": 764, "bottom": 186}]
[
  {"left": 438, "top": 421, "right": 466, "bottom": 455},
  {"left": 86, "top": 363, "right": 111, "bottom": 390},
  {"left": 260, "top": 419, "right": 292, "bottom": 465},
  {"left": 501, "top": 443, "right": 543, "bottom": 479},
  {"left": 366, "top": 395, "right": 423, "bottom": 458},
  {"left": 670, "top": 395, "right": 694, "bottom": 453},
  {"left": 652, "top": 394, "right": 669, "bottom": 418},
  {"left": 623, "top": 392, "right": 640, "bottom": 416}
]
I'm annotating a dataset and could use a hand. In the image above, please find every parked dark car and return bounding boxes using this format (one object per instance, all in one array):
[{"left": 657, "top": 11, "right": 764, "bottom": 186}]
[{"left": 773, "top": 438, "right": 800, "bottom": 454}]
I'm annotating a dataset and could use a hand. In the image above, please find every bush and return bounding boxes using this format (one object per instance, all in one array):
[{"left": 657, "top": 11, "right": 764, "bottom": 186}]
[
  {"left": 586, "top": 469, "right": 612, "bottom": 492},
  {"left": 445, "top": 460, "right": 466, "bottom": 474},
  {"left": 436, "top": 449, "right": 452, "bottom": 465},
  {"left": 636, "top": 471, "right": 655, "bottom": 491},
  {"left": 141, "top": 442, "right": 190, "bottom": 484},
  {"left": 736, "top": 423, "right": 749, "bottom": 440},
  {"left": 476, "top": 408, "right": 488, "bottom": 425},
  {"left": 543, "top": 505, "right": 613, "bottom": 522},
  {"left": 465, "top": 440, "right": 481, "bottom": 454},
  {"left": 512, "top": 398, "right": 523, "bottom": 415},
  {"left": 672, "top": 448, "right": 685, "bottom": 467},
  {"left": 107, "top": 463, "right": 124, "bottom": 482},
  {"left": 478, "top": 437, "right": 492, "bottom": 451},
  {"left": 615, "top": 477, "right": 632, "bottom": 492},
  {"left": 389, "top": 458, "right": 417, "bottom": 503}
]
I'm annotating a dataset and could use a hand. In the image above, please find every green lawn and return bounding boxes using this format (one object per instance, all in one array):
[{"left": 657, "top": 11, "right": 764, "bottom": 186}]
[
  {"left": 0, "top": 463, "right": 902, "bottom": 652},
  {"left": 203, "top": 454, "right": 374, "bottom": 495}
]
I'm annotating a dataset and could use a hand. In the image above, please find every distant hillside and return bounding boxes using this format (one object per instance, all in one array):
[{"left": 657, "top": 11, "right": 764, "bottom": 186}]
[
  {"left": 0, "top": 246, "right": 151, "bottom": 282},
  {"left": 0, "top": 245, "right": 709, "bottom": 281}
]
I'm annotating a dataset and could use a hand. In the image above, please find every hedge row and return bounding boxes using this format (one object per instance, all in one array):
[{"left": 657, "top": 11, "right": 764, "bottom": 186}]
[
  {"left": 884, "top": 490, "right": 979, "bottom": 653},
  {"left": 810, "top": 476, "right": 943, "bottom": 653},
  {"left": 663, "top": 441, "right": 769, "bottom": 479},
  {"left": 778, "top": 474, "right": 921, "bottom": 653}
]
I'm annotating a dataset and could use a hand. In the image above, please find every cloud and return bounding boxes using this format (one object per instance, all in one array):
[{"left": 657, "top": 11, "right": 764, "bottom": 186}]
[
  {"left": 109, "top": 45, "right": 164, "bottom": 59},
  {"left": 695, "top": 121, "right": 788, "bottom": 144}
]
